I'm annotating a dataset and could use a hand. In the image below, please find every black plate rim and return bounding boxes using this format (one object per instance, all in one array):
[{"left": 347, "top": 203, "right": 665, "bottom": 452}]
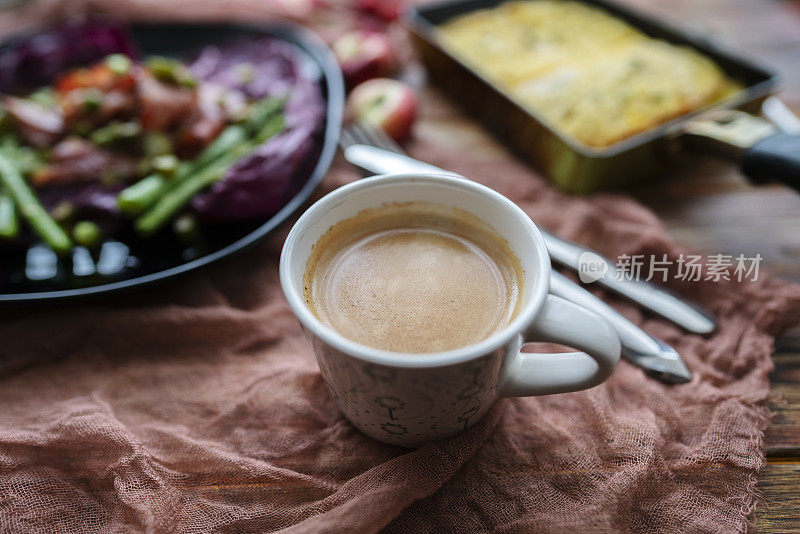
[{"left": 0, "top": 21, "right": 344, "bottom": 304}]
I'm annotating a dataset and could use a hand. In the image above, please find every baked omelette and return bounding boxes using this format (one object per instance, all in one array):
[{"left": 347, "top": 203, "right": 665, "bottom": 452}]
[{"left": 438, "top": 0, "right": 741, "bottom": 148}]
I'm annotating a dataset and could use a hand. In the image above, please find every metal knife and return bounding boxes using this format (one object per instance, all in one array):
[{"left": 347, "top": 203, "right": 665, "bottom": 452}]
[
  {"left": 550, "top": 272, "right": 691, "bottom": 383},
  {"left": 543, "top": 233, "right": 716, "bottom": 335},
  {"left": 344, "top": 143, "right": 716, "bottom": 335}
]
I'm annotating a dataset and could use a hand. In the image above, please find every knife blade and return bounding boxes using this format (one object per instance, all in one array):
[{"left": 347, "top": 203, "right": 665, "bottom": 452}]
[
  {"left": 542, "top": 234, "right": 716, "bottom": 335},
  {"left": 549, "top": 271, "right": 691, "bottom": 383}
]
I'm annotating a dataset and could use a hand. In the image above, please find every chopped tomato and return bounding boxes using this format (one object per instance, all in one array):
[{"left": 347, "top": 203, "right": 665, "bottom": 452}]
[{"left": 54, "top": 62, "right": 135, "bottom": 94}]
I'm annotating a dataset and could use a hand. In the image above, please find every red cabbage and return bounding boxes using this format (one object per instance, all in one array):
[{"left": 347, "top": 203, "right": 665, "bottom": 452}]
[
  {"left": 191, "top": 125, "right": 318, "bottom": 221},
  {"left": 189, "top": 38, "right": 325, "bottom": 221},
  {"left": 39, "top": 183, "right": 124, "bottom": 222},
  {"left": 0, "top": 21, "right": 137, "bottom": 94}
]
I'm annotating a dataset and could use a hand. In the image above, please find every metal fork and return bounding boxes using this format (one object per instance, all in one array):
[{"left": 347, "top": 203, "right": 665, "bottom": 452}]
[
  {"left": 340, "top": 121, "right": 404, "bottom": 152},
  {"left": 340, "top": 122, "right": 450, "bottom": 176}
]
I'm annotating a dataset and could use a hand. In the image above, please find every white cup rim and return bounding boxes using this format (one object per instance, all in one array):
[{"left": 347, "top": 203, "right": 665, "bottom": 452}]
[{"left": 279, "top": 173, "right": 551, "bottom": 369}]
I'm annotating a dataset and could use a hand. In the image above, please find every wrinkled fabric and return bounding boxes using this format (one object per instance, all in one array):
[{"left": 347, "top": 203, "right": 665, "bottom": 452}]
[
  {"left": 2, "top": 1, "right": 800, "bottom": 533},
  {"left": 2, "top": 140, "right": 798, "bottom": 533}
]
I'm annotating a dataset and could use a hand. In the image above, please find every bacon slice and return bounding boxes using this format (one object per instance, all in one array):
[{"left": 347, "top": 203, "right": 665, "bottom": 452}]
[
  {"left": 135, "top": 69, "right": 197, "bottom": 132},
  {"left": 2, "top": 96, "right": 64, "bottom": 147},
  {"left": 32, "top": 137, "right": 138, "bottom": 187}
]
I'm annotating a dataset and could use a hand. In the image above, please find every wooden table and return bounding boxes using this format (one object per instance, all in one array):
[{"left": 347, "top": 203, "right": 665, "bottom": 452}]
[
  {"left": 0, "top": 0, "right": 795, "bottom": 529},
  {"left": 413, "top": 0, "right": 800, "bottom": 528},
  {"left": 610, "top": 0, "right": 800, "bottom": 530}
]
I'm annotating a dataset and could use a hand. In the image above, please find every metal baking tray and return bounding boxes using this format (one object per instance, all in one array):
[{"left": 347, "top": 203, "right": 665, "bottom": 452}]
[{"left": 406, "top": 0, "right": 779, "bottom": 193}]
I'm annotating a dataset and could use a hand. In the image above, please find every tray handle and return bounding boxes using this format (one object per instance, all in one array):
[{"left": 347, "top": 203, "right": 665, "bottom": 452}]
[
  {"left": 741, "top": 133, "right": 800, "bottom": 190},
  {"left": 680, "top": 109, "right": 800, "bottom": 192}
]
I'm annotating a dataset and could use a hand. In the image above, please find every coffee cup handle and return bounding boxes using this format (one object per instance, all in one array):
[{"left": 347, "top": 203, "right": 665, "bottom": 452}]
[{"left": 497, "top": 295, "right": 621, "bottom": 396}]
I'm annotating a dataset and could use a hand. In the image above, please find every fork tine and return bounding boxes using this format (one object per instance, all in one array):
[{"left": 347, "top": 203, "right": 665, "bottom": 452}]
[
  {"left": 351, "top": 122, "right": 379, "bottom": 148},
  {"left": 351, "top": 122, "right": 376, "bottom": 147},
  {"left": 371, "top": 125, "right": 404, "bottom": 154},
  {"left": 345, "top": 123, "right": 369, "bottom": 145},
  {"left": 355, "top": 121, "right": 400, "bottom": 153},
  {"left": 343, "top": 121, "right": 407, "bottom": 154},
  {"left": 364, "top": 123, "right": 392, "bottom": 151},
  {"left": 340, "top": 125, "right": 356, "bottom": 148}
]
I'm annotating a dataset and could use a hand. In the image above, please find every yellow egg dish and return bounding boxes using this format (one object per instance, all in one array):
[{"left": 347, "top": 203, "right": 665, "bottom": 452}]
[{"left": 438, "top": 0, "right": 741, "bottom": 148}]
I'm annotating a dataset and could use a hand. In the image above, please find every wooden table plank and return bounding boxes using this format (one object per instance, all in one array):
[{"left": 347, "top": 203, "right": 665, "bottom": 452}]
[
  {"left": 761, "top": 341, "right": 800, "bottom": 531},
  {"left": 766, "top": 341, "right": 800, "bottom": 456},
  {"left": 606, "top": 1, "right": 800, "bottom": 530},
  {"left": 755, "top": 463, "right": 800, "bottom": 532}
]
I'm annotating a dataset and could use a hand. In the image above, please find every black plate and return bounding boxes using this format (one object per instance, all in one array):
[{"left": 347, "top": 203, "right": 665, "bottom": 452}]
[{"left": 0, "top": 22, "right": 344, "bottom": 304}]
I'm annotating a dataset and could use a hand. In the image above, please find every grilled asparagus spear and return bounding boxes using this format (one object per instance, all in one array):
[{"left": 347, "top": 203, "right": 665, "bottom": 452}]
[{"left": 0, "top": 147, "right": 71, "bottom": 253}]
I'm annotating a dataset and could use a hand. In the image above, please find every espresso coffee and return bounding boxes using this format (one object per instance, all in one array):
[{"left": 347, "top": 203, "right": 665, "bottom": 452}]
[{"left": 303, "top": 202, "right": 524, "bottom": 353}]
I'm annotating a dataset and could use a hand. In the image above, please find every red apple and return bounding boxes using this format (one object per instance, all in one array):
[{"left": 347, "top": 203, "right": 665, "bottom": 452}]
[
  {"left": 346, "top": 78, "right": 418, "bottom": 141},
  {"left": 333, "top": 30, "right": 395, "bottom": 88},
  {"left": 356, "top": 0, "right": 405, "bottom": 22}
]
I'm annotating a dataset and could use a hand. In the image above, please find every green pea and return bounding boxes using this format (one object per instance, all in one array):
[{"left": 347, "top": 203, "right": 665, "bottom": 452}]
[
  {"left": 106, "top": 54, "right": 132, "bottom": 76},
  {"left": 72, "top": 221, "right": 103, "bottom": 248}
]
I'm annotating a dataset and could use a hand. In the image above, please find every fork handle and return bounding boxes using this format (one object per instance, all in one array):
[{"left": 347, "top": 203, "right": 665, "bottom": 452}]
[{"left": 343, "top": 144, "right": 457, "bottom": 176}]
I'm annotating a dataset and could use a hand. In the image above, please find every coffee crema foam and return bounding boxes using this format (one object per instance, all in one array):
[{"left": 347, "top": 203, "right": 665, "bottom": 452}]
[{"left": 303, "top": 202, "right": 525, "bottom": 353}]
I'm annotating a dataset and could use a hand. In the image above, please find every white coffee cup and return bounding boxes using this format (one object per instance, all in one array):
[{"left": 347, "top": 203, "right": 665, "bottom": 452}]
[{"left": 280, "top": 173, "right": 620, "bottom": 447}]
